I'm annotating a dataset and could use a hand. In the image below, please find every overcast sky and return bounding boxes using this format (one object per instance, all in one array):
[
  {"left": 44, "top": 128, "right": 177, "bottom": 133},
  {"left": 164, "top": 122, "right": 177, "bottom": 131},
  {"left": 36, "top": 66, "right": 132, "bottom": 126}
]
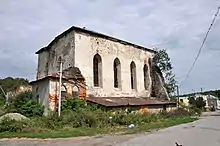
[{"left": 0, "top": 0, "right": 220, "bottom": 94}]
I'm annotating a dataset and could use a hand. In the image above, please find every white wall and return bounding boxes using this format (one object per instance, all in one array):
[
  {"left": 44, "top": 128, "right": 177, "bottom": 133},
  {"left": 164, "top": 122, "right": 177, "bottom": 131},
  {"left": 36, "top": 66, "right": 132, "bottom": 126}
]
[{"left": 74, "top": 31, "right": 155, "bottom": 97}]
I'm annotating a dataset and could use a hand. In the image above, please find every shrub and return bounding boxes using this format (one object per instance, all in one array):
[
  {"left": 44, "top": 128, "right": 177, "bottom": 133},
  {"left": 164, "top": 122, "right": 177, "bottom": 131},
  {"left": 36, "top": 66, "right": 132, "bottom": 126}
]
[
  {"left": 189, "top": 106, "right": 202, "bottom": 116},
  {"left": 61, "top": 108, "right": 110, "bottom": 128},
  {"left": 5, "top": 91, "right": 44, "bottom": 117},
  {"left": 0, "top": 117, "right": 31, "bottom": 132},
  {"left": 36, "top": 112, "right": 63, "bottom": 129},
  {"left": 159, "top": 108, "right": 192, "bottom": 118},
  {"left": 188, "top": 96, "right": 206, "bottom": 109},
  {"left": 62, "top": 98, "right": 99, "bottom": 111}
]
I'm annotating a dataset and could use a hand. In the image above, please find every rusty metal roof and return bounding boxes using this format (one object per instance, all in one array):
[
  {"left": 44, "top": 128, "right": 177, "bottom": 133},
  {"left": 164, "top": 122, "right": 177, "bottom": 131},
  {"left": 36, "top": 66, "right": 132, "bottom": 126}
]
[{"left": 86, "top": 97, "right": 176, "bottom": 107}]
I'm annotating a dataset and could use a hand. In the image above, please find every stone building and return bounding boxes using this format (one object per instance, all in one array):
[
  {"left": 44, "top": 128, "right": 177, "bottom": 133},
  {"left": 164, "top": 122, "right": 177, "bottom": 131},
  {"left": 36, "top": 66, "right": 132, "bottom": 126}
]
[{"left": 30, "top": 26, "right": 171, "bottom": 113}]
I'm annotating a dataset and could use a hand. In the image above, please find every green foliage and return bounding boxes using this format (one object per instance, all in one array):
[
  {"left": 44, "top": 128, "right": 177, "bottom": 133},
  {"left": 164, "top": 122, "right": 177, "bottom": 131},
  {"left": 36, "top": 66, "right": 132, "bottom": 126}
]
[
  {"left": 0, "top": 77, "right": 29, "bottom": 93},
  {"left": 0, "top": 98, "right": 198, "bottom": 135},
  {"left": 195, "top": 97, "right": 206, "bottom": 109},
  {"left": 62, "top": 98, "right": 87, "bottom": 111},
  {"left": 5, "top": 91, "right": 44, "bottom": 117},
  {"left": 160, "top": 108, "right": 192, "bottom": 118},
  {"left": 202, "top": 89, "right": 220, "bottom": 97},
  {"left": 188, "top": 96, "right": 196, "bottom": 105},
  {"left": 0, "top": 117, "right": 31, "bottom": 133},
  {"left": 62, "top": 98, "right": 99, "bottom": 111},
  {"left": 188, "top": 96, "right": 206, "bottom": 110},
  {"left": 154, "top": 49, "right": 177, "bottom": 94}
]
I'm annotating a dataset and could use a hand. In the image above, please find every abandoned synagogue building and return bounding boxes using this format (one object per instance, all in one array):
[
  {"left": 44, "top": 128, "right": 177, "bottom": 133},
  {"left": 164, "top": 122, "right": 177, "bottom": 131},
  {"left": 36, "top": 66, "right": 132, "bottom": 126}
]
[{"left": 30, "top": 26, "right": 176, "bottom": 114}]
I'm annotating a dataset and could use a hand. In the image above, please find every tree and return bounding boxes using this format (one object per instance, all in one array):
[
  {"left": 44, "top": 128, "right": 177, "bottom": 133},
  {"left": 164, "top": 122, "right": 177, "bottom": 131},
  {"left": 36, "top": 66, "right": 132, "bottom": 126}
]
[
  {"left": 0, "top": 77, "right": 29, "bottom": 99},
  {"left": 188, "top": 96, "right": 196, "bottom": 105},
  {"left": 195, "top": 97, "right": 206, "bottom": 109},
  {"left": 154, "top": 49, "right": 177, "bottom": 95},
  {"left": 188, "top": 96, "right": 206, "bottom": 109},
  {"left": 0, "top": 77, "right": 29, "bottom": 92}
]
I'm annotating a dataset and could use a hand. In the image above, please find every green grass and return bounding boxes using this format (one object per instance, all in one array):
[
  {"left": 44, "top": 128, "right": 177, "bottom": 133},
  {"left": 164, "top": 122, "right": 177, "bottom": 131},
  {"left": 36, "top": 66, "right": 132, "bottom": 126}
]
[
  {"left": 0, "top": 117, "right": 197, "bottom": 139},
  {"left": 124, "top": 117, "right": 197, "bottom": 134}
]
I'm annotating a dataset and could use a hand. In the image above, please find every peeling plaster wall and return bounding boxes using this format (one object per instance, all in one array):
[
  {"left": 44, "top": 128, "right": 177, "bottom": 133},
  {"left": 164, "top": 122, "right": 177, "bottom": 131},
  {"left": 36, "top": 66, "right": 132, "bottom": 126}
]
[
  {"left": 37, "top": 51, "right": 49, "bottom": 80},
  {"left": 31, "top": 80, "right": 50, "bottom": 115},
  {"left": 36, "top": 29, "right": 156, "bottom": 98},
  {"left": 74, "top": 31, "right": 155, "bottom": 97},
  {"left": 47, "top": 31, "right": 75, "bottom": 76},
  {"left": 37, "top": 31, "right": 75, "bottom": 80}
]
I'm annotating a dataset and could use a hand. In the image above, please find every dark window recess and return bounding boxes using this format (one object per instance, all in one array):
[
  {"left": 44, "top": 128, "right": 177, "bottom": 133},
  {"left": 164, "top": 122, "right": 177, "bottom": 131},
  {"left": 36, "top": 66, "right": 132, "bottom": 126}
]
[
  {"left": 143, "top": 64, "right": 148, "bottom": 90},
  {"left": 72, "top": 86, "right": 79, "bottom": 98},
  {"left": 36, "top": 95, "right": 40, "bottom": 103},
  {"left": 130, "top": 61, "right": 137, "bottom": 90},
  {"left": 93, "top": 54, "right": 102, "bottom": 87}
]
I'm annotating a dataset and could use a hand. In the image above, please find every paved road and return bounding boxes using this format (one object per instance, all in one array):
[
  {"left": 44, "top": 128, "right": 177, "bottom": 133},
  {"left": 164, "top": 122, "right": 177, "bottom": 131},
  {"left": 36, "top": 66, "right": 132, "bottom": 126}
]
[
  {"left": 116, "top": 111, "right": 220, "bottom": 146},
  {"left": 1, "top": 111, "right": 220, "bottom": 146}
]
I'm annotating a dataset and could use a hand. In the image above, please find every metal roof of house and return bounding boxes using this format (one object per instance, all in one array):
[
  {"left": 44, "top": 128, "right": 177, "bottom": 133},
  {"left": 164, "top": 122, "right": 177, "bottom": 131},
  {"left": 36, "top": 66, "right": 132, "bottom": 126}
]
[
  {"left": 86, "top": 97, "right": 176, "bottom": 108},
  {"left": 36, "top": 26, "right": 157, "bottom": 54}
]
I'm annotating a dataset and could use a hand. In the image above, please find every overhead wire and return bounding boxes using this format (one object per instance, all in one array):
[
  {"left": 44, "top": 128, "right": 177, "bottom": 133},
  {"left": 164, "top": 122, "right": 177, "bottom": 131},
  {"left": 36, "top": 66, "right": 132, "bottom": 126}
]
[{"left": 179, "top": 4, "right": 220, "bottom": 87}]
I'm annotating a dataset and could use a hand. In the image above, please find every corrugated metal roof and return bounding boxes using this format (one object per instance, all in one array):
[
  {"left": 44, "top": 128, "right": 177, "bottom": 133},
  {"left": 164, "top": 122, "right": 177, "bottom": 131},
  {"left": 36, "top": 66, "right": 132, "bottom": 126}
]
[{"left": 86, "top": 97, "right": 176, "bottom": 107}]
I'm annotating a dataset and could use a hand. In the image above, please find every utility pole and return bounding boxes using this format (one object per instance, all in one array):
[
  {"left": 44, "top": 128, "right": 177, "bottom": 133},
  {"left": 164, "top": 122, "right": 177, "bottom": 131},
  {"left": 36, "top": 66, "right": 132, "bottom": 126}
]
[
  {"left": 58, "top": 59, "right": 63, "bottom": 117},
  {"left": 201, "top": 88, "right": 203, "bottom": 93},
  {"left": 176, "top": 85, "right": 180, "bottom": 108}
]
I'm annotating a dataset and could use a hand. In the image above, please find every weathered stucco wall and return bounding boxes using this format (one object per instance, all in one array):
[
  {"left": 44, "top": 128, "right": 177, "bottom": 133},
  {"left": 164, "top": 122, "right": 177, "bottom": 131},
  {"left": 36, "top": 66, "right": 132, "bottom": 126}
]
[
  {"left": 37, "top": 51, "right": 49, "bottom": 80},
  {"left": 74, "top": 31, "right": 155, "bottom": 97},
  {"left": 37, "top": 31, "right": 75, "bottom": 80},
  {"left": 31, "top": 79, "right": 50, "bottom": 115},
  {"left": 36, "top": 28, "right": 156, "bottom": 98}
]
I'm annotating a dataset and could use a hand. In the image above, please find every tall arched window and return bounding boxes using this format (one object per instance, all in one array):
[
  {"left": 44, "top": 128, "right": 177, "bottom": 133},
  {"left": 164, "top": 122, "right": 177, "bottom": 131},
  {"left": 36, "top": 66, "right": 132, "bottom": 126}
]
[
  {"left": 113, "top": 58, "right": 121, "bottom": 88},
  {"left": 93, "top": 54, "right": 102, "bottom": 87},
  {"left": 130, "top": 61, "right": 137, "bottom": 90},
  {"left": 143, "top": 64, "right": 149, "bottom": 90}
]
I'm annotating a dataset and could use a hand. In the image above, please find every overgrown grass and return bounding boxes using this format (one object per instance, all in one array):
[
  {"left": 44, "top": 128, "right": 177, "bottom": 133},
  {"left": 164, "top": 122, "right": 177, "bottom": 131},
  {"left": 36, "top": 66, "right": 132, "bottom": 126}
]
[
  {"left": 0, "top": 117, "right": 197, "bottom": 138},
  {"left": 0, "top": 95, "right": 200, "bottom": 138}
]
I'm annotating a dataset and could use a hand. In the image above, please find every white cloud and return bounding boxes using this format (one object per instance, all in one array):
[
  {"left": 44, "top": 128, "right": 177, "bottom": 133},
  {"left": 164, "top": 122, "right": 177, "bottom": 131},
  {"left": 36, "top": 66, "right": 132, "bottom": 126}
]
[{"left": 0, "top": 0, "right": 220, "bottom": 94}]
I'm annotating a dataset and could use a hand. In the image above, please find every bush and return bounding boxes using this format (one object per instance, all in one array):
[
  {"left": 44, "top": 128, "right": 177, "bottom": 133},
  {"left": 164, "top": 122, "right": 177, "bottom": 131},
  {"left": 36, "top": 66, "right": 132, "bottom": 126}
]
[
  {"left": 189, "top": 106, "right": 202, "bottom": 116},
  {"left": 0, "top": 97, "right": 199, "bottom": 134},
  {"left": 188, "top": 96, "right": 206, "bottom": 109},
  {"left": 62, "top": 98, "right": 99, "bottom": 111},
  {"left": 0, "top": 117, "right": 31, "bottom": 132},
  {"left": 160, "top": 108, "right": 192, "bottom": 118},
  {"left": 5, "top": 91, "right": 44, "bottom": 117}
]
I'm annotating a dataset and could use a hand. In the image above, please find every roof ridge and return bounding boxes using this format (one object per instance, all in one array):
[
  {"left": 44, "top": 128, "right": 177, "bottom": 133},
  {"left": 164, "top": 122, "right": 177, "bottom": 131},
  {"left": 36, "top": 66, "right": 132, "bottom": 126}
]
[{"left": 36, "top": 25, "right": 157, "bottom": 54}]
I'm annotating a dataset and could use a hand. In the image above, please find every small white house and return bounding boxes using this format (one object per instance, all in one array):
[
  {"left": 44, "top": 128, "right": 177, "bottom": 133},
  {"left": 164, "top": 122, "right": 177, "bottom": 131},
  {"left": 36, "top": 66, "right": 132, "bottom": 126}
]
[{"left": 178, "top": 93, "right": 219, "bottom": 109}]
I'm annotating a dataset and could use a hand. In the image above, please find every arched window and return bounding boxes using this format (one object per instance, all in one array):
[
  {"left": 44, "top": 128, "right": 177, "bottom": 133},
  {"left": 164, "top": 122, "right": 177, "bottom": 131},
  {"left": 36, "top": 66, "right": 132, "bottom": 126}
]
[
  {"left": 61, "top": 85, "right": 67, "bottom": 101},
  {"left": 72, "top": 85, "right": 79, "bottom": 98},
  {"left": 93, "top": 54, "right": 102, "bottom": 87},
  {"left": 143, "top": 64, "right": 149, "bottom": 90},
  {"left": 113, "top": 58, "right": 121, "bottom": 88},
  {"left": 130, "top": 61, "right": 137, "bottom": 90}
]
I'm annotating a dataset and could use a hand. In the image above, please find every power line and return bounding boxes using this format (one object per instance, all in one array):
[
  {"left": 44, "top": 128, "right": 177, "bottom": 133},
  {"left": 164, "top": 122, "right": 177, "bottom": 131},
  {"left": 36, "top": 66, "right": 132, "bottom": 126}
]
[{"left": 179, "top": 4, "right": 220, "bottom": 87}]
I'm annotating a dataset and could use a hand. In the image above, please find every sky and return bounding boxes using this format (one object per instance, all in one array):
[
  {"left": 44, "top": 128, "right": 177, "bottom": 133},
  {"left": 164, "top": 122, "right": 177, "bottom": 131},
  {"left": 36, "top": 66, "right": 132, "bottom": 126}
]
[{"left": 0, "top": 0, "right": 220, "bottom": 94}]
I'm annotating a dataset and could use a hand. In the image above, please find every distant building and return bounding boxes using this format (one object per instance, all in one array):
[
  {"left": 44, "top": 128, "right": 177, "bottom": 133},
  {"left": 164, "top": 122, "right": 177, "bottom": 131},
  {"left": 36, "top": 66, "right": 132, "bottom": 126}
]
[{"left": 177, "top": 93, "right": 219, "bottom": 109}]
